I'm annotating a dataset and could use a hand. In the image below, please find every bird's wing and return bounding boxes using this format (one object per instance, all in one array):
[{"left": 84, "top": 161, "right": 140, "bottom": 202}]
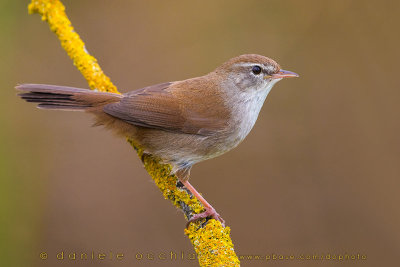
[{"left": 103, "top": 80, "right": 230, "bottom": 136}]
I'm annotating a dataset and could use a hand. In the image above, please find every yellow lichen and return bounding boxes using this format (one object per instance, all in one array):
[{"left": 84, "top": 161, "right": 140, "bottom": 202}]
[
  {"left": 186, "top": 220, "right": 240, "bottom": 266},
  {"left": 28, "top": 1, "right": 240, "bottom": 266},
  {"left": 28, "top": 0, "right": 118, "bottom": 93}
]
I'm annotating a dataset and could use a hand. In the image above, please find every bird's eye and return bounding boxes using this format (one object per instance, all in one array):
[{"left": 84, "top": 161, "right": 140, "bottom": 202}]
[{"left": 252, "top": 65, "right": 262, "bottom": 75}]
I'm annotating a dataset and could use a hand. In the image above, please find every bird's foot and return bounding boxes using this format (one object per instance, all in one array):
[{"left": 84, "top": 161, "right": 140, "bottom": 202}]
[{"left": 186, "top": 207, "right": 225, "bottom": 228}]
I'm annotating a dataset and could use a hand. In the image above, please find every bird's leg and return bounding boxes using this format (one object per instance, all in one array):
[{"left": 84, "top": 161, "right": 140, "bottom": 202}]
[{"left": 180, "top": 179, "right": 225, "bottom": 227}]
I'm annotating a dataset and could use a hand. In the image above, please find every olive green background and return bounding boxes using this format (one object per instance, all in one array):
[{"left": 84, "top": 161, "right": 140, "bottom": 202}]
[{"left": 0, "top": 0, "right": 399, "bottom": 266}]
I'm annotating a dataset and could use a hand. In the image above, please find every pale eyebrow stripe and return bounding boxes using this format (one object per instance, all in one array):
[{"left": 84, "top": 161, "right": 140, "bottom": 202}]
[{"left": 234, "top": 63, "right": 276, "bottom": 74}]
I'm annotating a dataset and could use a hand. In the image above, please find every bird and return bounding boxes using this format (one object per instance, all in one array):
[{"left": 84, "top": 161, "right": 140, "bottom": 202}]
[{"left": 17, "top": 54, "right": 298, "bottom": 227}]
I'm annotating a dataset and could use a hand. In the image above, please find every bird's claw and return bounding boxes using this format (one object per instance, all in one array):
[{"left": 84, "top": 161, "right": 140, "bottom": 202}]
[{"left": 186, "top": 207, "right": 225, "bottom": 228}]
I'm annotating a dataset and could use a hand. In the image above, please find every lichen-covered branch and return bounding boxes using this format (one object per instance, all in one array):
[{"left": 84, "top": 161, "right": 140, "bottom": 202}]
[
  {"left": 28, "top": 0, "right": 118, "bottom": 93},
  {"left": 28, "top": 1, "right": 240, "bottom": 266}
]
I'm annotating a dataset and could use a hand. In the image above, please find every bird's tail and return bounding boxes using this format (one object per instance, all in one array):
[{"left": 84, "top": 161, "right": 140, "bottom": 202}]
[{"left": 16, "top": 84, "right": 122, "bottom": 111}]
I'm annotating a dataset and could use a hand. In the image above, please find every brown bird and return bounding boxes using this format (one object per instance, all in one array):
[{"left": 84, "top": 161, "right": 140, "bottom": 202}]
[{"left": 17, "top": 54, "right": 298, "bottom": 226}]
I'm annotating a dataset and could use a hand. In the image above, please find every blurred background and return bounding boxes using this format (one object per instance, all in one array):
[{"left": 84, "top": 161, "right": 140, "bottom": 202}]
[{"left": 1, "top": 0, "right": 399, "bottom": 266}]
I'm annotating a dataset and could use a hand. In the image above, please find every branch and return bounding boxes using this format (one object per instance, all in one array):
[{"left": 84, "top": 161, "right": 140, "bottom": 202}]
[{"left": 28, "top": 1, "right": 240, "bottom": 266}]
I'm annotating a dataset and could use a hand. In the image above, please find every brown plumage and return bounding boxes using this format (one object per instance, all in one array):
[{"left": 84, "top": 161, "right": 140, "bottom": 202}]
[{"left": 17, "top": 54, "right": 298, "bottom": 226}]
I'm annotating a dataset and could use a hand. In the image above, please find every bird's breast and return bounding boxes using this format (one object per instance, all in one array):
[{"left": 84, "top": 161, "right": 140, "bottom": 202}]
[{"left": 222, "top": 87, "right": 271, "bottom": 150}]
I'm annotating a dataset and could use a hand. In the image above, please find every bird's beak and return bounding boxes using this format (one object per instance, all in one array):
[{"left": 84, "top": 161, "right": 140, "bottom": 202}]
[{"left": 270, "top": 69, "right": 299, "bottom": 79}]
